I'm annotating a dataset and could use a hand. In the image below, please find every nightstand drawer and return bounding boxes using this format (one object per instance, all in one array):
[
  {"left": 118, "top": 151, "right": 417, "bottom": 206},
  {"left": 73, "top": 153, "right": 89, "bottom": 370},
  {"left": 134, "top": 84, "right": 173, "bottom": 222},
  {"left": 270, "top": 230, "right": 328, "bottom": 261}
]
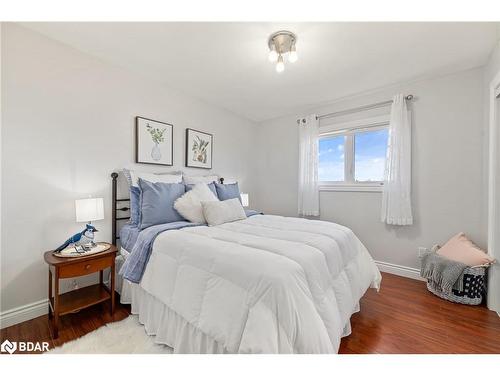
[{"left": 58, "top": 256, "right": 113, "bottom": 278}]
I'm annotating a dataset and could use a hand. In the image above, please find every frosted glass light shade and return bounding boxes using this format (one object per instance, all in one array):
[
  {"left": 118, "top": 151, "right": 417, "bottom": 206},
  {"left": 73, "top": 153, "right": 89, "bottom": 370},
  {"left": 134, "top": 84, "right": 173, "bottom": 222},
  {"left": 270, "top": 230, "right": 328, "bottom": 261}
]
[
  {"left": 75, "top": 198, "right": 104, "bottom": 222},
  {"left": 240, "top": 193, "right": 249, "bottom": 207},
  {"left": 268, "top": 49, "right": 278, "bottom": 62},
  {"left": 276, "top": 55, "right": 285, "bottom": 73}
]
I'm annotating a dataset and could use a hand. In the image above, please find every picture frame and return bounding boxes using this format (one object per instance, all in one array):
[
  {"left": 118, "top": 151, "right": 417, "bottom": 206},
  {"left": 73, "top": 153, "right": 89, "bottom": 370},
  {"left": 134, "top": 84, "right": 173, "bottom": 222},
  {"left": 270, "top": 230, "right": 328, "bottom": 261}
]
[
  {"left": 135, "top": 116, "right": 173, "bottom": 166},
  {"left": 185, "top": 128, "right": 213, "bottom": 169}
]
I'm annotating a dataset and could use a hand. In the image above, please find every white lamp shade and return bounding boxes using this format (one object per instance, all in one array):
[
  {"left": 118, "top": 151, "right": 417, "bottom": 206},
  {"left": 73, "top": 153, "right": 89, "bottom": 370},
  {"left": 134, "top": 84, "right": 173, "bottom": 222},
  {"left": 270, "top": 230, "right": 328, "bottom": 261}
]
[
  {"left": 240, "top": 193, "right": 249, "bottom": 207},
  {"left": 75, "top": 198, "right": 104, "bottom": 222}
]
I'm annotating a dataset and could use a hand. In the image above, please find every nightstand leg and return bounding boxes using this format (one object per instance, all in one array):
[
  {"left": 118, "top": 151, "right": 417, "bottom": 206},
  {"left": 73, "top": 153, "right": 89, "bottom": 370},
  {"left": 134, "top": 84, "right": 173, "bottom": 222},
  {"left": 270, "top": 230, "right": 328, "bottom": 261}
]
[
  {"left": 110, "top": 264, "right": 115, "bottom": 315},
  {"left": 53, "top": 268, "right": 59, "bottom": 339},
  {"left": 48, "top": 268, "right": 52, "bottom": 318},
  {"left": 99, "top": 270, "right": 103, "bottom": 285}
]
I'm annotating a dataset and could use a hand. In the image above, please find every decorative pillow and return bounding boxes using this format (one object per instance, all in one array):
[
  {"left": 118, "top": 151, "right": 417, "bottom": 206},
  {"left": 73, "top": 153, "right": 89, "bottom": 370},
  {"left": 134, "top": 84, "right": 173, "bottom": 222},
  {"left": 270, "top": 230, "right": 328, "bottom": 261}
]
[
  {"left": 183, "top": 175, "right": 219, "bottom": 185},
  {"left": 437, "top": 232, "right": 494, "bottom": 267},
  {"left": 174, "top": 183, "right": 219, "bottom": 223},
  {"left": 123, "top": 169, "right": 183, "bottom": 187},
  {"left": 185, "top": 182, "right": 217, "bottom": 196},
  {"left": 201, "top": 198, "right": 246, "bottom": 226},
  {"left": 220, "top": 177, "right": 238, "bottom": 184},
  {"left": 215, "top": 182, "right": 241, "bottom": 202},
  {"left": 129, "top": 186, "right": 141, "bottom": 225},
  {"left": 138, "top": 179, "right": 186, "bottom": 229}
]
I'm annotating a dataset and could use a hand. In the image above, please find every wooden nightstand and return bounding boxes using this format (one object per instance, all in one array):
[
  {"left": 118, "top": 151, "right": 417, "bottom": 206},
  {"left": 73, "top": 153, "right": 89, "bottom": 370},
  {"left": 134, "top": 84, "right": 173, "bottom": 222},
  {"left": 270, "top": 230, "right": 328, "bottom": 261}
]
[{"left": 43, "top": 244, "right": 117, "bottom": 338}]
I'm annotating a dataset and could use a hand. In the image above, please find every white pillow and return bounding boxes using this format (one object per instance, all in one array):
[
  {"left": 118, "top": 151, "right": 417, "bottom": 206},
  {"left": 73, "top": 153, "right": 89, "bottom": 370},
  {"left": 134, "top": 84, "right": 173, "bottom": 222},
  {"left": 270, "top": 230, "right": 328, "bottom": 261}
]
[
  {"left": 201, "top": 198, "right": 246, "bottom": 226},
  {"left": 174, "top": 183, "right": 219, "bottom": 223},
  {"left": 183, "top": 175, "right": 219, "bottom": 185},
  {"left": 221, "top": 177, "right": 238, "bottom": 184},
  {"left": 124, "top": 169, "right": 183, "bottom": 187}
]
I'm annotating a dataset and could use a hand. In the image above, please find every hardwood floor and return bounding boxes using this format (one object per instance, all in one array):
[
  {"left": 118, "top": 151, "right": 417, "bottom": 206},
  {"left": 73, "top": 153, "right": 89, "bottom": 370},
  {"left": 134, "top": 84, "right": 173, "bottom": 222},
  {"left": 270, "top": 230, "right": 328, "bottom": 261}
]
[
  {"left": 1, "top": 273, "right": 499, "bottom": 354},
  {"left": 339, "top": 273, "right": 500, "bottom": 354},
  {"left": 0, "top": 298, "right": 130, "bottom": 354}
]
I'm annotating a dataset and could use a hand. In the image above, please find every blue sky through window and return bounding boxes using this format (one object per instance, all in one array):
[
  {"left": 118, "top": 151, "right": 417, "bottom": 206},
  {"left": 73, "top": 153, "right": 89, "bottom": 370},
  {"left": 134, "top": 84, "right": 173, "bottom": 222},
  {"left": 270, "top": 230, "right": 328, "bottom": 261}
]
[
  {"left": 354, "top": 129, "right": 388, "bottom": 181},
  {"left": 319, "top": 135, "right": 345, "bottom": 181},
  {"left": 319, "top": 128, "right": 388, "bottom": 183}
]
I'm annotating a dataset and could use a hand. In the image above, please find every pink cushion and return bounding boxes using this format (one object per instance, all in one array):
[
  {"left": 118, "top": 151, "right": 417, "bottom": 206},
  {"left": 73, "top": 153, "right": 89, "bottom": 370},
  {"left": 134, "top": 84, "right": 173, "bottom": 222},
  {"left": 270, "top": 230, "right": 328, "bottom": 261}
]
[{"left": 437, "top": 233, "right": 494, "bottom": 267}]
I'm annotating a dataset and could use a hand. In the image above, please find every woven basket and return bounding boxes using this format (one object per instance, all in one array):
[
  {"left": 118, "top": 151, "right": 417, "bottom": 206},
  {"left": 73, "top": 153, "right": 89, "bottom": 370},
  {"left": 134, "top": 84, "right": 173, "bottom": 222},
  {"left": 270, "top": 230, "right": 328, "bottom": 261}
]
[{"left": 426, "top": 266, "right": 487, "bottom": 305}]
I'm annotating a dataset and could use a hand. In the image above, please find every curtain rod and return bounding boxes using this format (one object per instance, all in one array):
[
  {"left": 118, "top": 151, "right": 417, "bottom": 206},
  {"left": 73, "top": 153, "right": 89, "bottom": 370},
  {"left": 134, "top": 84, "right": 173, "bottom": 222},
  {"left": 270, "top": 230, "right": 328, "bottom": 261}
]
[
  {"left": 296, "top": 94, "right": 414, "bottom": 124},
  {"left": 317, "top": 94, "right": 414, "bottom": 121}
]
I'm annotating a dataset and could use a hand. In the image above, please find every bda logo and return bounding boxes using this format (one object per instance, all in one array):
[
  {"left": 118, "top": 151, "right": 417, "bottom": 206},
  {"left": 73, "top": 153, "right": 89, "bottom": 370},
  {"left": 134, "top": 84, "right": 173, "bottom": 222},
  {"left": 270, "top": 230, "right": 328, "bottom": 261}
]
[{"left": 1, "top": 339, "right": 17, "bottom": 354}]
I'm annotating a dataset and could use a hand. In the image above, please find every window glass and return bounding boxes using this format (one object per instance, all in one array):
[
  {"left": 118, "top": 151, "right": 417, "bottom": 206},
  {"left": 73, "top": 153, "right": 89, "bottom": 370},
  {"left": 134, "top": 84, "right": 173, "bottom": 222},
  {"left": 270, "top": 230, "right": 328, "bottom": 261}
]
[
  {"left": 354, "top": 128, "right": 388, "bottom": 182},
  {"left": 319, "top": 135, "right": 345, "bottom": 182}
]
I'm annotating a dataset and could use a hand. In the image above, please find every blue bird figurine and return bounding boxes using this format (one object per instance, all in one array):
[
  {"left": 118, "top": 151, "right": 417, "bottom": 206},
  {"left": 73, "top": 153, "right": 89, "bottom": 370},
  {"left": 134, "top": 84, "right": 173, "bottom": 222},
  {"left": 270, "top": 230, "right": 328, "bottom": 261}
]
[{"left": 54, "top": 224, "right": 99, "bottom": 253}]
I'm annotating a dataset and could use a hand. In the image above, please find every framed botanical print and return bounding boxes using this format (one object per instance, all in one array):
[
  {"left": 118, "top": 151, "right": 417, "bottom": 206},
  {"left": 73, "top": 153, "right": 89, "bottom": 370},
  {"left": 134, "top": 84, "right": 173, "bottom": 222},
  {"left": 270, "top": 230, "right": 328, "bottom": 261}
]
[
  {"left": 185, "top": 128, "right": 213, "bottom": 169},
  {"left": 136, "top": 116, "right": 173, "bottom": 166}
]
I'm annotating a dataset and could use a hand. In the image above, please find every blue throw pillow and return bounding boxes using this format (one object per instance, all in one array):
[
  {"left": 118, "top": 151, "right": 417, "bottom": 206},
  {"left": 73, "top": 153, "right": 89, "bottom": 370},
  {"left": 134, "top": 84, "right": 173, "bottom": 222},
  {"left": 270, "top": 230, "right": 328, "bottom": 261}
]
[
  {"left": 215, "top": 182, "right": 241, "bottom": 202},
  {"left": 129, "top": 186, "right": 141, "bottom": 225},
  {"left": 138, "top": 179, "right": 186, "bottom": 230},
  {"left": 185, "top": 182, "right": 217, "bottom": 196}
]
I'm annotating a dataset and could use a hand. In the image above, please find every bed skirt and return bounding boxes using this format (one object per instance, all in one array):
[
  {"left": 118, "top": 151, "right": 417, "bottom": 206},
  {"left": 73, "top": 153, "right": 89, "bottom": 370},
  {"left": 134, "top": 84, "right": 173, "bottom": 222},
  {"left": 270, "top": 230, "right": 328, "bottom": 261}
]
[
  {"left": 120, "top": 281, "right": 360, "bottom": 353},
  {"left": 116, "top": 249, "right": 361, "bottom": 353},
  {"left": 130, "top": 283, "right": 229, "bottom": 353},
  {"left": 116, "top": 249, "right": 228, "bottom": 353}
]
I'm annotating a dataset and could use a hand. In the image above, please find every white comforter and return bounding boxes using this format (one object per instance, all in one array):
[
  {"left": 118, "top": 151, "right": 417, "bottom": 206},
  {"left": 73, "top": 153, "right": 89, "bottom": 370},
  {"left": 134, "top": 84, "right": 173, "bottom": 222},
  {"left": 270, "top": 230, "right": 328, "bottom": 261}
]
[{"left": 140, "top": 214, "right": 381, "bottom": 353}]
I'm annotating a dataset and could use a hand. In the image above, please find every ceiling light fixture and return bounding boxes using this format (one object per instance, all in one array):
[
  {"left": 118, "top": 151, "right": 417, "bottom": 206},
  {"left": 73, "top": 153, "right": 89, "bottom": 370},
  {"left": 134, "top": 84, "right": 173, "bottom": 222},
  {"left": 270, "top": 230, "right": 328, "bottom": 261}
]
[{"left": 268, "top": 30, "right": 298, "bottom": 73}]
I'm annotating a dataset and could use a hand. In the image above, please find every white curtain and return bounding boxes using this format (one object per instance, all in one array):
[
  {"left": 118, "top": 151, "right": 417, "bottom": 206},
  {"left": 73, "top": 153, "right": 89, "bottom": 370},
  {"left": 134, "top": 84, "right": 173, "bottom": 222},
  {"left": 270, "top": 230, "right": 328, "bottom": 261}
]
[
  {"left": 298, "top": 114, "right": 320, "bottom": 217},
  {"left": 381, "top": 94, "right": 413, "bottom": 225}
]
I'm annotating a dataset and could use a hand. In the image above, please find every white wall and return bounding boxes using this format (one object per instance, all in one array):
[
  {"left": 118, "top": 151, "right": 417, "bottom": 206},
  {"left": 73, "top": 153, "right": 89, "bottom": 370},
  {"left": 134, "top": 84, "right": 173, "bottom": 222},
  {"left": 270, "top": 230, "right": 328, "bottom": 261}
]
[
  {"left": 255, "top": 68, "right": 487, "bottom": 272},
  {"left": 484, "top": 39, "right": 500, "bottom": 313},
  {"left": 0, "top": 24, "right": 258, "bottom": 319}
]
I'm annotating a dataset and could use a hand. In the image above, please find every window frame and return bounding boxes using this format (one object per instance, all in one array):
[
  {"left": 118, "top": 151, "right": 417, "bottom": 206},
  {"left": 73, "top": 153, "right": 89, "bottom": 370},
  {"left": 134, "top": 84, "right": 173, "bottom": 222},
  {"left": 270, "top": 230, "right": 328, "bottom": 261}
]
[{"left": 318, "top": 115, "right": 390, "bottom": 192}]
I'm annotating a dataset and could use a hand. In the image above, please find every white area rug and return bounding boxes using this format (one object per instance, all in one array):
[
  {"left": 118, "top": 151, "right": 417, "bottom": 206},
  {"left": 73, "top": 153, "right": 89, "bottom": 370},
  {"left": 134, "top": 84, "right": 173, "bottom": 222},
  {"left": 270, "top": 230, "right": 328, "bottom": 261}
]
[{"left": 49, "top": 315, "right": 173, "bottom": 354}]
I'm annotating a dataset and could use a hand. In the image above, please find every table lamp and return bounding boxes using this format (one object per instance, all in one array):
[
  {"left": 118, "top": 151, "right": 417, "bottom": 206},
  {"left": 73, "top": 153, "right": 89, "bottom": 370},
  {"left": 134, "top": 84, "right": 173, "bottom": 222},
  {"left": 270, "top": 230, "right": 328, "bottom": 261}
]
[
  {"left": 54, "top": 197, "right": 105, "bottom": 253},
  {"left": 240, "top": 193, "right": 249, "bottom": 208},
  {"left": 74, "top": 197, "right": 104, "bottom": 248}
]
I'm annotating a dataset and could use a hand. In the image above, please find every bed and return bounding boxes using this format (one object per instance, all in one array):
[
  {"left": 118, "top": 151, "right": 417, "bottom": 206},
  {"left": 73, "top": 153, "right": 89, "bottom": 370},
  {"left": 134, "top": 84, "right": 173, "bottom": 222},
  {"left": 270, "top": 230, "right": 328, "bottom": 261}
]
[{"left": 111, "top": 172, "right": 381, "bottom": 353}]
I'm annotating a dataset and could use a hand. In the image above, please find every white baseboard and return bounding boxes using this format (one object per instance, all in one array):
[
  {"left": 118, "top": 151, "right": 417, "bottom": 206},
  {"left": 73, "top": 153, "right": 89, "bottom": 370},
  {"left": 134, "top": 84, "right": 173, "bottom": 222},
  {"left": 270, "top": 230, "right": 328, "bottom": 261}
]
[
  {"left": 375, "top": 260, "right": 425, "bottom": 281},
  {"left": 0, "top": 277, "right": 113, "bottom": 329},
  {"left": 0, "top": 299, "right": 48, "bottom": 329}
]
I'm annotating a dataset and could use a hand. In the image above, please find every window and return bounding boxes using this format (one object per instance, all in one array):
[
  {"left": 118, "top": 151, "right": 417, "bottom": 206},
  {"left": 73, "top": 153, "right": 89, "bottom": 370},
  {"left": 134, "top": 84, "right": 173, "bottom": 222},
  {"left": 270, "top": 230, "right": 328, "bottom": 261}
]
[{"left": 318, "top": 117, "right": 389, "bottom": 191}]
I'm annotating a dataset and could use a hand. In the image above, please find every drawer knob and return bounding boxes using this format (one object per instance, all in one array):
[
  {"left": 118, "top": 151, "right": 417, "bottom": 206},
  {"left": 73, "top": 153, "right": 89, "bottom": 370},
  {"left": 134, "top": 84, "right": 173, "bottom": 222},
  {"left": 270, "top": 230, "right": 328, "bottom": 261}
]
[{"left": 85, "top": 264, "right": 91, "bottom": 270}]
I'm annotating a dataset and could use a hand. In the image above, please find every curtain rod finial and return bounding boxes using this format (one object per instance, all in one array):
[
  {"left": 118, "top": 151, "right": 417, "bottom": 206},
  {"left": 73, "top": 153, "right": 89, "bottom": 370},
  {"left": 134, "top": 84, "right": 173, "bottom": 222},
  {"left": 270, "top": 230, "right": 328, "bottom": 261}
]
[{"left": 405, "top": 94, "right": 414, "bottom": 101}]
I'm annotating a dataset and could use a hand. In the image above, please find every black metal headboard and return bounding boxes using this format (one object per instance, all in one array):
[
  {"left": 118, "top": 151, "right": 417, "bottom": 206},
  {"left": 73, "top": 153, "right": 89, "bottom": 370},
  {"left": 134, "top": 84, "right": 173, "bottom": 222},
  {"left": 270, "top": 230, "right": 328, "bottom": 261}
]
[
  {"left": 111, "top": 172, "right": 224, "bottom": 246},
  {"left": 111, "top": 172, "right": 130, "bottom": 246}
]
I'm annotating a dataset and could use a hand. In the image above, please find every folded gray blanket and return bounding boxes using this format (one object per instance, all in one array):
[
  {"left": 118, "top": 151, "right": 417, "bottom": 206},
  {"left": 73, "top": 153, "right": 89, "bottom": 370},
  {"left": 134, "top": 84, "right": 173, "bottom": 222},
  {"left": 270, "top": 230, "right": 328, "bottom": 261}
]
[{"left": 420, "top": 252, "right": 467, "bottom": 293}]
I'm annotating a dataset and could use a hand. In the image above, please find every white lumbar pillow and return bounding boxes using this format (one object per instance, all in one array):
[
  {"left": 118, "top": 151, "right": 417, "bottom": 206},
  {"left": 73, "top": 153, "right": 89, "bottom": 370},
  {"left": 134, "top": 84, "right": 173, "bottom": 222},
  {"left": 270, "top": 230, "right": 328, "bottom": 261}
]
[
  {"left": 174, "top": 183, "right": 219, "bottom": 223},
  {"left": 124, "top": 169, "right": 183, "bottom": 187},
  {"left": 183, "top": 175, "right": 219, "bottom": 185},
  {"left": 201, "top": 198, "right": 246, "bottom": 226}
]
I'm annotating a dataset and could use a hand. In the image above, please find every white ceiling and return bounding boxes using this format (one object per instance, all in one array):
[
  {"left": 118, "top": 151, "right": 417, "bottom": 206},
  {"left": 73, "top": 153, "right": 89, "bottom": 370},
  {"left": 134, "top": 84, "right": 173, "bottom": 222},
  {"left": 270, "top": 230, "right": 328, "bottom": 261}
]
[{"left": 22, "top": 22, "right": 499, "bottom": 122}]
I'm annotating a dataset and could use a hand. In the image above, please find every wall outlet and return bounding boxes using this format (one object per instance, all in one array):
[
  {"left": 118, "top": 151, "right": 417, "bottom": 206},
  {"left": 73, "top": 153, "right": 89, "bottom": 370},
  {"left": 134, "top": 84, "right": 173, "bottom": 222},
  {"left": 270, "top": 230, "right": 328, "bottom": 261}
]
[{"left": 418, "top": 247, "right": 428, "bottom": 258}]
